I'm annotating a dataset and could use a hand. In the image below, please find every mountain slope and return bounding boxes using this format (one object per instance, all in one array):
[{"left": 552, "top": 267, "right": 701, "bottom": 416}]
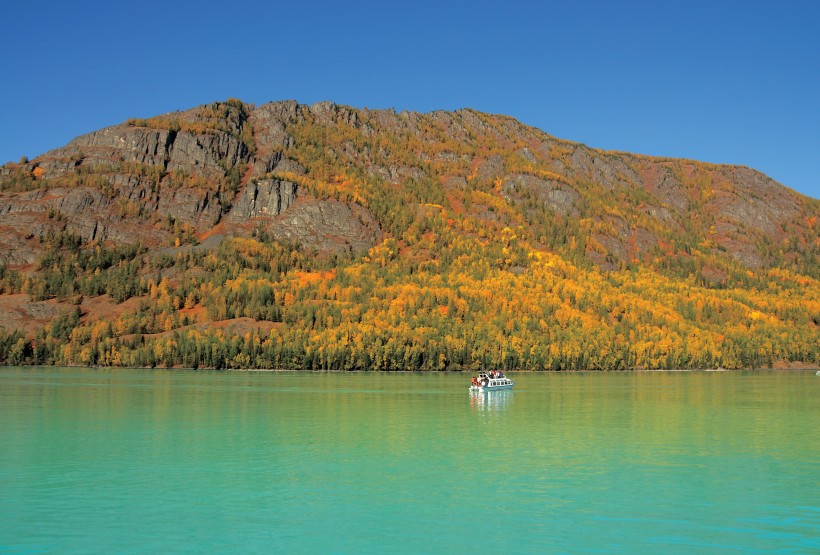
[{"left": 0, "top": 99, "right": 817, "bottom": 369}]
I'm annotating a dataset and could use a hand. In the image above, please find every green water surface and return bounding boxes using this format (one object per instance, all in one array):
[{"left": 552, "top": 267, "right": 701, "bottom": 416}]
[{"left": 1, "top": 368, "right": 818, "bottom": 553}]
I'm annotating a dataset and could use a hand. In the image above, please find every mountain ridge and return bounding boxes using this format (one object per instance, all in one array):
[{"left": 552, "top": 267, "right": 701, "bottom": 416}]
[{"left": 0, "top": 99, "right": 817, "bottom": 370}]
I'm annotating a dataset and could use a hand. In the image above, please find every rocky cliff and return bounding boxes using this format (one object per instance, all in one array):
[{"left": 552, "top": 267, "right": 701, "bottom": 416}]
[{"left": 2, "top": 99, "right": 815, "bottom": 275}]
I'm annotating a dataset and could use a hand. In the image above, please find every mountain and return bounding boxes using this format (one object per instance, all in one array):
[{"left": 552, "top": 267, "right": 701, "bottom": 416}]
[{"left": 0, "top": 99, "right": 817, "bottom": 370}]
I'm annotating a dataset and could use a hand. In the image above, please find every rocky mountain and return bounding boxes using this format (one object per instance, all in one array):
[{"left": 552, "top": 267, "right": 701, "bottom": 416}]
[
  {"left": 0, "top": 99, "right": 817, "bottom": 370},
  {"left": 0, "top": 100, "right": 383, "bottom": 264}
]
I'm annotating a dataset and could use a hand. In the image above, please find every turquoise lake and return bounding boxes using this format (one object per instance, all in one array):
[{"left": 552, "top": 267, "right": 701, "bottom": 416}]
[{"left": 1, "top": 367, "right": 818, "bottom": 553}]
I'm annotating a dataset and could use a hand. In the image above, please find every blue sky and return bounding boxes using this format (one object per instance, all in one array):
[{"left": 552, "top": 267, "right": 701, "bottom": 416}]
[{"left": 1, "top": 1, "right": 817, "bottom": 199}]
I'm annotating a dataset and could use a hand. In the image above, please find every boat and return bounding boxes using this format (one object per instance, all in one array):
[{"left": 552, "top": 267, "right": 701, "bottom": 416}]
[{"left": 469, "top": 371, "right": 514, "bottom": 392}]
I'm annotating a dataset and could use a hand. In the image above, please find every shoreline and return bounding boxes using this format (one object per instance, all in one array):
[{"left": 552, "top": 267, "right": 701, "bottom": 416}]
[{"left": 3, "top": 363, "right": 818, "bottom": 373}]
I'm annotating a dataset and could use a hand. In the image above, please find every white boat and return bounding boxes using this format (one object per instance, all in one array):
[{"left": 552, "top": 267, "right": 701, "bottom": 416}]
[{"left": 469, "top": 371, "right": 514, "bottom": 392}]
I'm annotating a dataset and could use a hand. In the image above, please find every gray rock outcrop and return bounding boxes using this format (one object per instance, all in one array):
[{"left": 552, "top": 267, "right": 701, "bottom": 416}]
[{"left": 227, "top": 179, "right": 298, "bottom": 221}]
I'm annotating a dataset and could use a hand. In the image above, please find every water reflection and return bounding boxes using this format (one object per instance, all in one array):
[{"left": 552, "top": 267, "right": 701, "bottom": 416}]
[{"left": 469, "top": 390, "right": 514, "bottom": 412}]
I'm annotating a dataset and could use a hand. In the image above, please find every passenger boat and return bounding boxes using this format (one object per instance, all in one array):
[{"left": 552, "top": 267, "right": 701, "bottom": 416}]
[{"left": 469, "top": 371, "right": 514, "bottom": 392}]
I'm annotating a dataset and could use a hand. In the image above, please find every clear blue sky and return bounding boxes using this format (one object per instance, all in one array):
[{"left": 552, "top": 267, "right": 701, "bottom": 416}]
[{"left": 1, "top": 0, "right": 817, "bottom": 199}]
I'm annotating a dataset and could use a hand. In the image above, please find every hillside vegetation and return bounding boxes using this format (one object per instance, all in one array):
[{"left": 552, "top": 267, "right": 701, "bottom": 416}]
[{"left": 0, "top": 99, "right": 817, "bottom": 370}]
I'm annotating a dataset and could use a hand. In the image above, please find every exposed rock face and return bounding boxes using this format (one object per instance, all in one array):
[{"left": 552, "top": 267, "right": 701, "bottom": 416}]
[
  {"left": 227, "top": 179, "right": 298, "bottom": 221},
  {"left": 642, "top": 165, "right": 690, "bottom": 212},
  {"left": 224, "top": 178, "right": 382, "bottom": 252},
  {"left": 171, "top": 134, "right": 238, "bottom": 176},
  {"left": 476, "top": 155, "right": 505, "bottom": 182},
  {"left": 36, "top": 127, "right": 174, "bottom": 176},
  {"left": 501, "top": 173, "right": 581, "bottom": 216},
  {"left": 0, "top": 98, "right": 816, "bottom": 274},
  {"left": 156, "top": 187, "right": 221, "bottom": 226},
  {"left": 267, "top": 198, "right": 381, "bottom": 252},
  {"left": 722, "top": 168, "right": 799, "bottom": 236},
  {"left": 0, "top": 100, "right": 387, "bottom": 259}
]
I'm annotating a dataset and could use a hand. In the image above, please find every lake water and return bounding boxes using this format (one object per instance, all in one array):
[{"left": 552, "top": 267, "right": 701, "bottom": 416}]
[{"left": 1, "top": 368, "right": 818, "bottom": 553}]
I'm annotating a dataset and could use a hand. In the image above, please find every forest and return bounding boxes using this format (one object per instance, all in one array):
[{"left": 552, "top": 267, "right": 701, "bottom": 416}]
[{"left": 0, "top": 222, "right": 817, "bottom": 370}]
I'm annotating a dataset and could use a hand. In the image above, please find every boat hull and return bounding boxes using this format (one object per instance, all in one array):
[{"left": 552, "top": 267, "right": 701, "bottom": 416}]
[{"left": 469, "top": 383, "right": 514, "bottom": 392}]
